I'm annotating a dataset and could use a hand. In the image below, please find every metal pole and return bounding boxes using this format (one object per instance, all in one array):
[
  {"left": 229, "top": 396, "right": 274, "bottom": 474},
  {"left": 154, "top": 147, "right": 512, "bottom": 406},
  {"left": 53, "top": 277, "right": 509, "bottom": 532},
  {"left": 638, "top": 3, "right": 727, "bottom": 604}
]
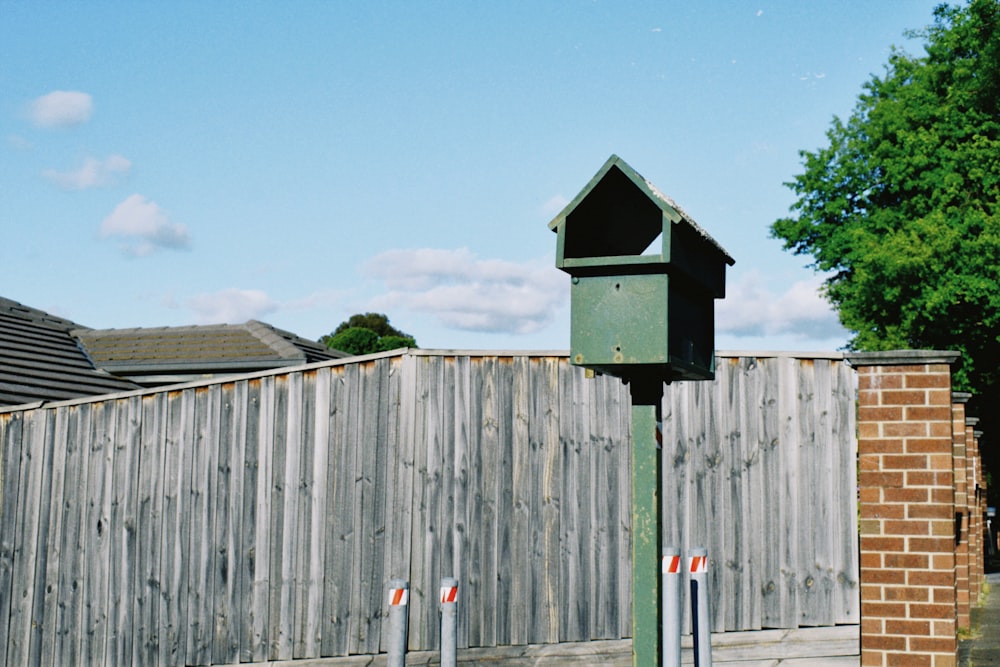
[
  {"left": 440, "top": 577, "right": 459, "bottom": 667},
  {"left": 662, "top": 547, "right": 682, "bottom": 667},
  {"left": 688, "top": 548, "right": 712, "bottom": 667},
  {"left": 630, "top": 378, "right": 663, "bottom": 667},
  {"left": 387, "top": 578, "right": 409, "bottom": 667}
]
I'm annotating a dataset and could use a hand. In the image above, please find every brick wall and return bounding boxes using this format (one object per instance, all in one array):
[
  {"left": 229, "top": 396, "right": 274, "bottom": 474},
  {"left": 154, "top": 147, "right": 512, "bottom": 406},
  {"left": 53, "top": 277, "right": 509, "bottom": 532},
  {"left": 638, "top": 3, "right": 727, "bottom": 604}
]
[
  {"left": 848, "top": 351, "right": 960, "bottom": 667},
  {"left": 952, "top": 394, "right": 970, "bottom": 630}
]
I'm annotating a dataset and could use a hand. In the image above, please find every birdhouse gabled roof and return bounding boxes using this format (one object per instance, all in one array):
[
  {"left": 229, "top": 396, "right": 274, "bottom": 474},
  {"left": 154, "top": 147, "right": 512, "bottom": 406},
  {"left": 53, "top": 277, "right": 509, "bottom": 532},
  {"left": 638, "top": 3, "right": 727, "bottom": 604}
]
[{"left": 548, "top": 154, "right": 734, "bottom": 267}]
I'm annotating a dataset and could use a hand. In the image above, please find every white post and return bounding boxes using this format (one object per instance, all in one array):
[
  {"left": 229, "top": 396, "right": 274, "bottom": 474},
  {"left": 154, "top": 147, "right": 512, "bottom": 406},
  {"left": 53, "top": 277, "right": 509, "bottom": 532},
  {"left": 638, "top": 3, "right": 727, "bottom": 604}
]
[
  {"left": 387, "top": 579, "right": 409, "bottom": 667},
  {"left": 440, "top": 577, "right": 459, "bottom": 667},
  {"left": 688, "top": 549, "right": 711, "bottom": 667},
  {"left": 662, "top": 548, "right": 682, "bottom": 667}
]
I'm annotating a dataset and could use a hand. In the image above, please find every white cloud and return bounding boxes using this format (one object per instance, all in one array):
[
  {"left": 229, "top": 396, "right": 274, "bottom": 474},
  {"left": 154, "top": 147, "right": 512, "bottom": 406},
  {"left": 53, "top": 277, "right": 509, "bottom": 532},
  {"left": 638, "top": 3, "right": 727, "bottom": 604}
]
[
  {"left": 541, "top": 194, "right": 570, "bottom": 218},
  {"left": 27, "top": 91, "right": 93, "bottom": 128},
  {"left": 100, "top": 194, "right": 191, "bottom": 256},
  {"left": 716, "top": 270, "right": 845, "bottom": 341},
  {"left": 364, "top": 248, "right": 568, "bottom": 335},
  {"left": 186, "top": 288, "right": 279, "bottom": 324},
  {"left": 43, "top": 154, "right": 131, "bottom": 190}
]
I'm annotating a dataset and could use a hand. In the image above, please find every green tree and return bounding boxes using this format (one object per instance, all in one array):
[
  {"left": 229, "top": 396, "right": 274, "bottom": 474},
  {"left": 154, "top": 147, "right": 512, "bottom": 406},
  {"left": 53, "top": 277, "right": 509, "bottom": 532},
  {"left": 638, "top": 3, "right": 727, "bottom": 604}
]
[
  {"left": 321, "top": 313, "right": 417, "bottom": 355},
  {"left": 771, "top": 0, "right": 1000, "bottom": 503},
  {"left": 332, "top": 313, "right": 411, "bottom": 339},
  {"left": 772, "top": 0, "right": 1000, "bottom": 391}
]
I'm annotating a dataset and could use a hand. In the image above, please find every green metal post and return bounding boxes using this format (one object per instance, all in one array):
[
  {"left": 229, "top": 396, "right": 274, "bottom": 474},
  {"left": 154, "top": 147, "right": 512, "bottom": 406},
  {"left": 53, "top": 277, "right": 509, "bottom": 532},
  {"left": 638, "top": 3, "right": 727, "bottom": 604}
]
[{"left": 630, "top": 379, "right": 663, "bottom": 667}]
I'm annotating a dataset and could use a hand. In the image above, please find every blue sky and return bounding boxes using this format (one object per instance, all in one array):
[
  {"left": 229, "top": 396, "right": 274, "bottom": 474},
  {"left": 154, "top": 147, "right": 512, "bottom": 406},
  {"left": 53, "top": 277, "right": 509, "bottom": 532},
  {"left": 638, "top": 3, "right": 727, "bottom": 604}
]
[{"left": 1, "top": 1, "right": 943, "bottom": 352}]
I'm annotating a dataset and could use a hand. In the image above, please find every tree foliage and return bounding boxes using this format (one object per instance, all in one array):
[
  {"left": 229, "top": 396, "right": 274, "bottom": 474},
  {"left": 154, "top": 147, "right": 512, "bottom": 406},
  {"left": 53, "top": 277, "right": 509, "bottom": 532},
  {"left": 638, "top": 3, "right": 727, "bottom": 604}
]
[
  {"left": 771, "top": 0, "right": 1000, "bottom": 398},
  {"left": 321, "top": 313, "right": 417, "bottom": 355}
]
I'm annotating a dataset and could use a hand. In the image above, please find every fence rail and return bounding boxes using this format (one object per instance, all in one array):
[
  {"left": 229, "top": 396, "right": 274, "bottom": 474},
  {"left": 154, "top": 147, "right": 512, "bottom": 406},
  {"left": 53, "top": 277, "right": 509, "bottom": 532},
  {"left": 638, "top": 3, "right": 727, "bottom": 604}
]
[{"left": 0, "top": 351, "right": 858, "bottom": 666}]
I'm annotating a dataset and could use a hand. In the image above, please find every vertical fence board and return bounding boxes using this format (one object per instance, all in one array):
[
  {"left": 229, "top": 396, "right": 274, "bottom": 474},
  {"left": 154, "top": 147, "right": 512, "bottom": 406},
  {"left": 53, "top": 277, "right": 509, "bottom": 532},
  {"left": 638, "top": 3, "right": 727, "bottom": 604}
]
[
  {"left": 451, "top": 356, "right": 471, "bottom": 648},
  {"left": 494, "top": 357, "right": 516, "bottom": 645},
  {"left": 323, "top": 365, "right": 357, "bottom": 656},
  {"left": 0, "top": 412, "right": 24, "bottom": 667},
  {"left": 274, "top": 374, "right": 301, "bottom": 660},
  {"left": 134, "top": 395, "right": 167, "bottom": 665},
  {"left": 416, "top": 355, "right": 445, "bottom": 649},
  {"left": 508, "top": 356, "right": 532, "bottom": 645},
  {"left": 473, "top": 356, "right": 500, "bottom": 648},
  {"left": 185, "top": 386, "right": 219, "bottom": 664},
  {"left": 108, "top": 397, "right": 141, "bottom": 667},
  {"left": 238, "top": 380, "right": 260, "bottom": 664},
  {"left": 292, "top": 372, "right": 317, "bottom": 659},
  {"left": 834, "top": 362, "right": 860, "bottom": 624},
  {"left": 604, "top": 378, "right": 632, "bottom": 637},
  {"left": 536, "top": 357, "right": 562, "bottom": 643},
  {"left": 594, "top": 373, "right": 623, "bottom": 641},
  {"left": 53, "top": 405, "right": 91, "bottom": 666},
  {"left": 302, "top": 370, "right": 329, "bottom": 657},
  {"left": 214, "top": 381, "right": 246, "bottom": 663},
  {"left": 82, "top": 401, "right": 114, "bottom": 665},
  {"left": 558, "top": 362, "right": 591, "bottom": 642},
  {"left": 807, "top": 360, "right": 835, "bottom": 626},
  {"left": 436, "top": 357, "right": 457, "bottom": 639},
  {"left": 720, "top": 359, "right": 744, "bottom": 632},
  {"left": 779, "top": 357, "right": 801, "bottom": 628},
  {"left": 244, "top": 376, "right": 273, "bottom": 661},
  {"left": 841, "top": 364, "right": 859, "bottom": 624},
  {"left": 356, "top": 361, "right": 388, "bottom": 654},
  {"left": 373, "top": 361, "right": 393, "bottom": 654},
  {"left": 159, "top": 391, "right": 190, "bottom": 667},
  {"left": 464, "top": 356, "right": 486, "bottom": 649},
  {"left": 266, "top": 376, "right": 289, "bottom": 659},
  {"left": 51, "top": 406, "right": 77, "bottom": 666},
  {"left": 759, "top": 358, "right": 783, "bottom": 628},
  {"left": 379, "top": 356, "right": 413, "bottom": 651},
  {"left": 387, "top": 355, "right": 416, "bottom": 612},
  {"left": 38, "top": 408, "right": 68, "bottom": 667},
  {"left": 740, "top": 358, "right": 764, "bottom": 631}
]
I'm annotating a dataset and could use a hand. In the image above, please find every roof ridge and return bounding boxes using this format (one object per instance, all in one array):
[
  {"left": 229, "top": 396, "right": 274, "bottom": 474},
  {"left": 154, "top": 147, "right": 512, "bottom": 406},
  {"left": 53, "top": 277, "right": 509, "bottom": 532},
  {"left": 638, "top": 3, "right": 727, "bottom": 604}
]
[
  {"left": 1, "top": 296, "right": 88, "bottom": 331},
  {"left": 243, "top": 320, "right": 306, "bottom": 360},
  {"left": 74, "top": 321, "right": 239, "bottom": 337}
]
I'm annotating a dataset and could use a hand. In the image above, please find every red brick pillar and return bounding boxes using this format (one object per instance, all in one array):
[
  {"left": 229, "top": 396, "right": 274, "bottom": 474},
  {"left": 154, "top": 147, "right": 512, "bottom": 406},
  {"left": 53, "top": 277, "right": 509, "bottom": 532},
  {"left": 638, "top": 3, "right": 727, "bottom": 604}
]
[
  {"left": 976, "top": 430, "right": 987, "bottom": 591},
  {"left": 971, "top": 426, "right": 985, "bottom": 598},
  {"left": 848, "top": 350, "right": 960, "bottom": 667},
  {"left": 952, "top": 394, "right": 970, "bottom": 630},
  {"left": 966, "top": 419, "right": 981, "bottom": 604}
]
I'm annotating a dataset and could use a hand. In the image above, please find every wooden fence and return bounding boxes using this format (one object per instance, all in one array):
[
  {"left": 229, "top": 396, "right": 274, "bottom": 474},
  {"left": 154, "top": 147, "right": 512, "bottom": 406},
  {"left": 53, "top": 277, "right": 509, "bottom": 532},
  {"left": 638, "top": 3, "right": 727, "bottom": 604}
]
[{"left": 0, "top": 350, "right": 858, "bottom": 666}]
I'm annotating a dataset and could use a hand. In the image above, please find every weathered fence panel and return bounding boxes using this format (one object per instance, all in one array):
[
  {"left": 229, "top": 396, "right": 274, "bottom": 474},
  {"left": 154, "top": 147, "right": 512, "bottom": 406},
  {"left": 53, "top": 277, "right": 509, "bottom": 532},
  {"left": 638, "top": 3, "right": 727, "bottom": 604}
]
[
  {"left": 0, "top": 350, "right": 858, "bottom": 666},
  {"left": 659, "top": 355, "right": 859, "bottom": 633}
]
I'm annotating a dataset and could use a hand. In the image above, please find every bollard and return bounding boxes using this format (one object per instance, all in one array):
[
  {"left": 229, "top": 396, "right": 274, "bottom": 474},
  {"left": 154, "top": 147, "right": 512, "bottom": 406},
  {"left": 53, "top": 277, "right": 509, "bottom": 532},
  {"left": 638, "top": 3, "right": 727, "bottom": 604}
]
[
  {"left": 387, "top": 579, "right": 409, "bottom": 667},
  {"left": 440, "top": 577, "right": 459, "bottom": 667},
  {"left": 662, "top": 547, "right": 683, "bottom": 667},
  {"left": 688, "top": 549, "right": 711, "bottom": 667}
]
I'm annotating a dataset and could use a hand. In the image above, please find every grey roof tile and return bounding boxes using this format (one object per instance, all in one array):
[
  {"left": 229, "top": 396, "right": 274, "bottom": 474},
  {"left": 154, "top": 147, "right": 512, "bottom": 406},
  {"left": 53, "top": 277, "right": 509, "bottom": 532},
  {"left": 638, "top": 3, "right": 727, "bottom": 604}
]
[
  {"left": 74, "top": 320, "right": 347, "bottom": 375},
  {"left": 0, "top": 297, "right": 141, "bottom": 406}
]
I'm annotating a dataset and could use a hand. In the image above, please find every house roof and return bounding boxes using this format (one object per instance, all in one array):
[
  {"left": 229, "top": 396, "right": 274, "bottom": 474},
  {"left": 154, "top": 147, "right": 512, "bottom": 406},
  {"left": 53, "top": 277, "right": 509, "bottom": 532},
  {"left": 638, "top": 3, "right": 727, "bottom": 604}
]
[
  {"left": 0, "top": 297, "right": 141, "bottom": 406},
  {"left": 73, "top": 320, "right": 348, "bottom": 385}
]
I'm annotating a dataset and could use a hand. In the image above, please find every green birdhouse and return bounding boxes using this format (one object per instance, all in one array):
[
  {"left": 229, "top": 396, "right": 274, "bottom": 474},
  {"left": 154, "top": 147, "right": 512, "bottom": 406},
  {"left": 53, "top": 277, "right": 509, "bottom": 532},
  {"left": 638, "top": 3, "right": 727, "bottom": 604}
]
[{"left": 549, "top": 155, "right": 734, "bottom": 383}]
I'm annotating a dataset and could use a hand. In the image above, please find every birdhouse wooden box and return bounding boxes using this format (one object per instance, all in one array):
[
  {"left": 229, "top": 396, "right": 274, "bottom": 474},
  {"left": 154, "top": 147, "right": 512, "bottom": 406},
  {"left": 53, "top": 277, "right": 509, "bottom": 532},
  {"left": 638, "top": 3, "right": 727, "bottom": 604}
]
[{"left": 549, "top": 155, "right": 734, "bottom": 383}]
